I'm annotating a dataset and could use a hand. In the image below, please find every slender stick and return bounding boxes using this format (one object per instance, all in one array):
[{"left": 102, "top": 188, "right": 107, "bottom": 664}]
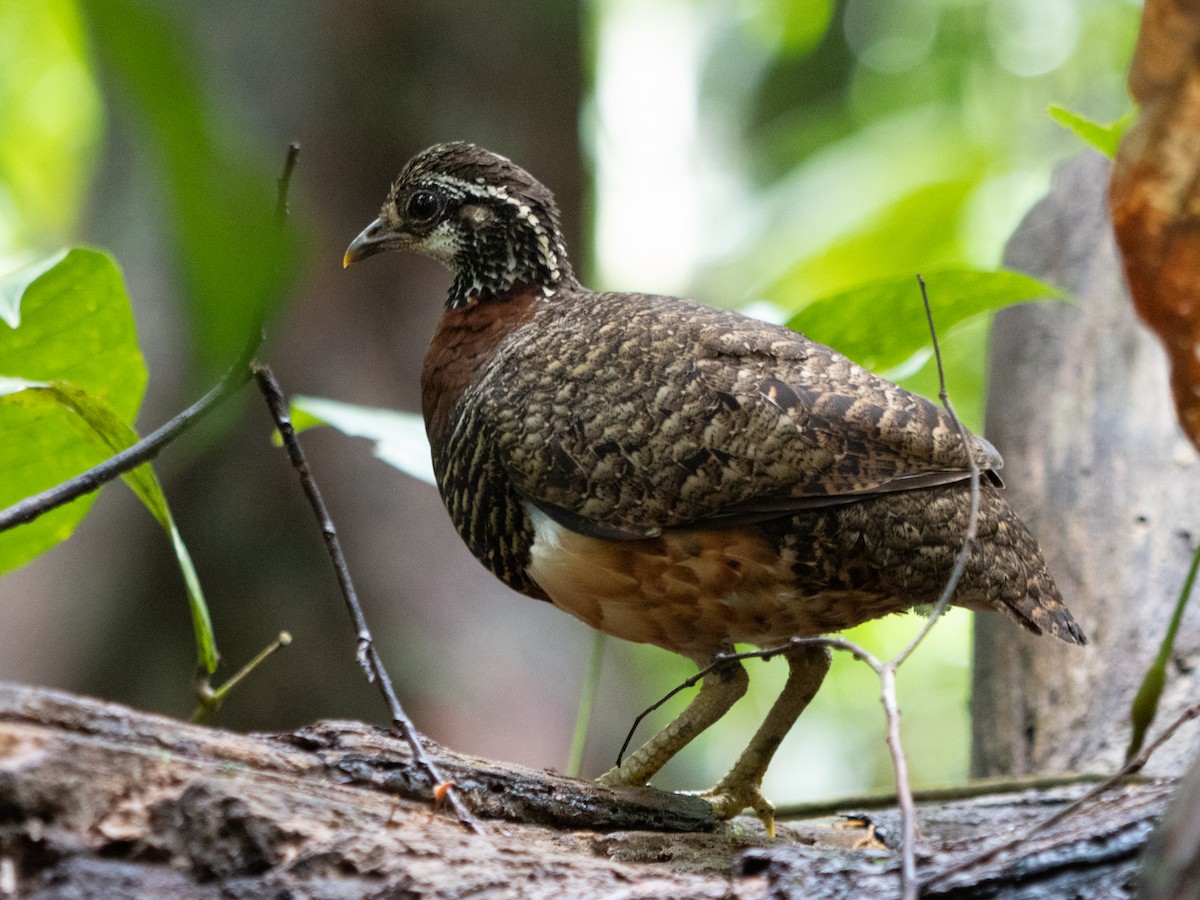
[
  {"left": 883, "top": 274, "right": 982, "bottom": 899},
  {"left": 253, "top": 364, "right": 481, "bottom": 835},
  {"left": 275, "top": 143, "right": 300, "bottom": 227},
  {"left": 0, "top": 343, "right": 257, "bottom": 535},
  {"left": 892, "top": 275, "right": 981, "bottom": 670},
  {"left": 191, "top": 631, "right": 292, "bottom": 722},
  {"left": 772, "top": 771, "right": 1124, "bottom": 821}
]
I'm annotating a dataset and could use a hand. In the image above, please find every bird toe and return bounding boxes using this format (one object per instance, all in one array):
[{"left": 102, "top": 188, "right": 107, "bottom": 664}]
[{"left": 694, "top": 781, "right": 777, "bottom": 838}]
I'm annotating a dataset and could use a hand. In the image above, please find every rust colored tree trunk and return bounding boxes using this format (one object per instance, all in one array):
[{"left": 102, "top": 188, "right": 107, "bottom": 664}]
[
  {"left": 973, "top": 152, "right": 1200, "bottom": 779},
  {"left": 1110, "top": 0, "right": 1200, "bottom": 451}
]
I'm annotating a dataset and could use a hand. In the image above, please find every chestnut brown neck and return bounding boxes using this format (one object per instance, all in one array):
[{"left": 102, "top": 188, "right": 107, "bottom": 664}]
[{"left": 421, "top": 285, "right": 543, "bottom": 447}]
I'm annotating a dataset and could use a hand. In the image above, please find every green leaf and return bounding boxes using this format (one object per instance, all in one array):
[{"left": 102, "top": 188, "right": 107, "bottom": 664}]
[
  {"left": 785, "top": 268, "right": 1064, "bottom": 376},
  {"left": 1047, "top": 104, "right": 1136, "bottom": 159},
  {"left": 0, "top": 248, "right": 146, "bottom": 570},
  {"left": 289, "top": 396, "right": 436, "bottom": 487},
  {"left": 762, "top": 179, "right": 980, "bottom": 307},
  {"left": 1, "top": 379, "right": 218, "bottom": 673},
  {"left": 0, "top": 251, "right": 67, "bottom": 327},
  {"left": 0, "top": 248, "right": 218, "bottom": 671}
]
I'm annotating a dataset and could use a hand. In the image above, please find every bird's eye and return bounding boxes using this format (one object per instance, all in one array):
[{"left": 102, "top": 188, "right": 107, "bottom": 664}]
[{"left": 406, "top": 190, "right": 441, "bottom": 221}]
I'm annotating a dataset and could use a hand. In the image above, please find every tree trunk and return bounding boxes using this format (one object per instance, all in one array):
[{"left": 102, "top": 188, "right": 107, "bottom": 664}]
[{"left": 974, "top": 151, "right": 1200, "bottom": 779}]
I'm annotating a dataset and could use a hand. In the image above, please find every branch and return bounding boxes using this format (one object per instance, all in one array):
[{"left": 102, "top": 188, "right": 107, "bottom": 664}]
[
  {"left": 252, "top": 364, "right": 481, "bottom": 835},
  {"left": 0, "top": 343, "right": 257, "bottom": 535},
  {"left": 275, "top": 142, "right": 300, "bottom": 227}
]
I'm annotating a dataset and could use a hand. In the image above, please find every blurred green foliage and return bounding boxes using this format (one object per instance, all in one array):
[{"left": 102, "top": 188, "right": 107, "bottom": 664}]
[
  {"left": 81, "top": 0, "right": 300, "bottom": 380},
  {"left": 693, "top": 0, "right": 1137, "bottom": 423},
  {"left": 0, "top": 0, "right": 101, "bottom": 251}
]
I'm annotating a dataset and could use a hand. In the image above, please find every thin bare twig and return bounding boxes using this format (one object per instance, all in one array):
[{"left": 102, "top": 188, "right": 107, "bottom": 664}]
[
  {"left": 884, "top": 274, "right": 983, "bottom": 898},
  {"left": 253, "top": 364, "right": 482, "bottom": 835},
  {"left": 275, "top": 143, "right": 301, "bottom": 227},
  {"left": 893, "top": 275, "right": 982, "bottom": 669},
  {"left": 0, "top": 340, "right": 258, "bottom": 535},
  {"left": 191, "top": 631, "right": 292, "bottom": 722},
  {"left": 772, "top": 771, "right": 1125, "bottom": 821}
]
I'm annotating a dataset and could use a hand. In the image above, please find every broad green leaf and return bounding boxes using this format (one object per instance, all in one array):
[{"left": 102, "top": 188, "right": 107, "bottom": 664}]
[
  {"left": 2, "top": 380, "right": 218, "bottom": 672},
  {"left": 289, "top": 396, "right": 436, "bottom": 487},
  {"left": 760, "top": 179, "right": 979, "bottom": 309},
  {"left": 0, "top": 248, "right": 146, "bottom": 570},
  {"left": 0, "top": 251, "right": 67, "bottom": 327},
  {"left": 1048, "top": 104, "right": 1136, "bottom": 159},
  {"left": 785, "top": 268, "right": 1064, "bottom": 376}
]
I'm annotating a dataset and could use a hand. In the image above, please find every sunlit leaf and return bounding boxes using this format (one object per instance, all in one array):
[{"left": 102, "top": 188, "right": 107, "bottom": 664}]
[
  {"left": 1048, "top": 104, "right": 1136, "bottom": 159},
  {"left": 0, "top": 248, "right": 145, "bottom": 570},
  {"left": 786, "top": 268, "right": 1064, "bottom": 375},
  {"left": 3, "top": 380, "right": 218, "bottom": 672},
  {"left": 289, "top": 395, "right": 436, "bottom": 487},
  {"left": 760, "top": 178, "right": 979, "bottom": 308},
  {"left": 0, "top": 250, "right": 66, "bottom": 327}
]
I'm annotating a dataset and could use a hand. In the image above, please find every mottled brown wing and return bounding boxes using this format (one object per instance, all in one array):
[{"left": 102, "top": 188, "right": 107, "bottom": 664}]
[{"left": 485, "top": 291, "right": 998, "bottom": 539}]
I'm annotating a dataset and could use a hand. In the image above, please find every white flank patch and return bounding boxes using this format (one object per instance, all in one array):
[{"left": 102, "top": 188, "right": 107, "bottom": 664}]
[{"left": 524, "top": 501, "right": 567, "bottom": 553}]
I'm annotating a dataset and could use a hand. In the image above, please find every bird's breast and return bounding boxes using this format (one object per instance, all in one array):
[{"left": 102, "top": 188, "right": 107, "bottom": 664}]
[
  {"left": 522, "top": 503, "right": 896, "bottom": 658},
  {"left": 420, "top": 286, "right": 542, "bottom": 447},
  {"left": 421, "top": 286, "right": 548, "bottom": 597}
]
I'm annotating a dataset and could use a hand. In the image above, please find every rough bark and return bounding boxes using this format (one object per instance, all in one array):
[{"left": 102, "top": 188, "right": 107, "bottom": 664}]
[
  {"left": 973, "top": 152, "right": 1200, "bottom": 779},
  {"left": 0, "top": 681, "right": 1175, "bottom": 898}
]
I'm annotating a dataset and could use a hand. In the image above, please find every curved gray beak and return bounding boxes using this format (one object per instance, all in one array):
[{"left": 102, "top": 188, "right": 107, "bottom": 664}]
[{"left": 343, "top": 218, "right": 402, "bottom": 268}]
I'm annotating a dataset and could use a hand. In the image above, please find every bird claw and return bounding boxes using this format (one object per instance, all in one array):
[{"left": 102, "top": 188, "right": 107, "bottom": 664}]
[{"left": 691, "top": 783, "right": 777, "bottom": 839}]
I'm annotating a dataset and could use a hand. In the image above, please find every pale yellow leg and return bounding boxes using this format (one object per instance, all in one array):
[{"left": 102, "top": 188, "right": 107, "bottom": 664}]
[
  {"left": 597, "top": 657, "right": 748, "bottom": 789},
  {"left": 702, "top": 644, "right": 832, "bottom": 837}
]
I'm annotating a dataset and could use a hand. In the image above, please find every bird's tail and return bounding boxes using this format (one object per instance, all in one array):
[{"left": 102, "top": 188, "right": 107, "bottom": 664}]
[{"left": 982, "top": 489, "right": 1087, "bottom": 646}]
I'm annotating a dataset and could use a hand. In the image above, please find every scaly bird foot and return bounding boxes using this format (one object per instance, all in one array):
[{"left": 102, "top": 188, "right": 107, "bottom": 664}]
[
  {"left": 595, "top": 766, "right": 644, "bottom": 789},
  {"left": 692, "top": 780, "right": 777, "bottom": 839}
]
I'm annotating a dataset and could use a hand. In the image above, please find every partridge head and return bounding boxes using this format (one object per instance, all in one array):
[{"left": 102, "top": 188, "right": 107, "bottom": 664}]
[{"left": 345, "top": 142, "right": 1085, "bottom": 834}]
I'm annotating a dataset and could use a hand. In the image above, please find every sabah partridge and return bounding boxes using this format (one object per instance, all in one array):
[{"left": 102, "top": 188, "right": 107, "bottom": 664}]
[{"left": 344, "top": 142, "right": 1086, "bottom": 834}]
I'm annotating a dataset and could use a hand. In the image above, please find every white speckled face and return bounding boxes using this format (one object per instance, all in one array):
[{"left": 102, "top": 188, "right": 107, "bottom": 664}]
[
  {"left": 414, "top": 219, "right": 462, "bottom": 265},
  {"left": 368, "top": 143, "right": 575, "bottom": 308}
]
